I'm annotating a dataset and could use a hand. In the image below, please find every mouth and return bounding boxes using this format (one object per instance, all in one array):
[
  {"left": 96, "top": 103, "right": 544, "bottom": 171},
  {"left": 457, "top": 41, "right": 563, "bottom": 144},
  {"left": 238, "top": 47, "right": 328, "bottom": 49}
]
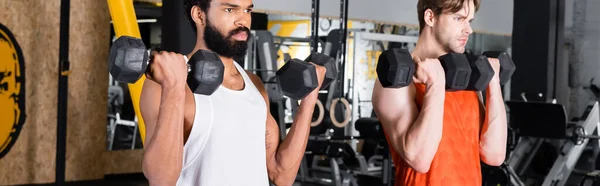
[
  {"left": 458, "top": 38, "right": 468, "bottom": 45},
  {"left": 232, "top": 31, "right": 248, "bottom": 41}
]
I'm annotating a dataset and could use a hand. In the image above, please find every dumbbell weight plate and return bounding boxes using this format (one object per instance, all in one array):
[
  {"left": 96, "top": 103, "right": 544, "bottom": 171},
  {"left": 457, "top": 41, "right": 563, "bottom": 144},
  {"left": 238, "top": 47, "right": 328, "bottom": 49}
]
[
  {"left": 439, "top": 53, "right": 471, "bottom": 91},
  {"left": 305, "top": 52, "right": 338, "bottom": 90},
  {"left": 187, "top": 50, "right": 225, "bottom": 95},
  {"left": 276, "top": 59, "right": 318, "bottom": 100},
  {"left": 108, "top": 36, "right": 150, "bottom": 83},
  {"left": 482, "top": 51, "right": 516, "bottom": 85},
  {"left": 465, "top": 53, "right": 494, "bottom": 91},
  {"left": 277, "top": 52, "right": 338, "bottom": 100},
  {"left": 376, "top": 48, "right": 415, "bottom": 88}
]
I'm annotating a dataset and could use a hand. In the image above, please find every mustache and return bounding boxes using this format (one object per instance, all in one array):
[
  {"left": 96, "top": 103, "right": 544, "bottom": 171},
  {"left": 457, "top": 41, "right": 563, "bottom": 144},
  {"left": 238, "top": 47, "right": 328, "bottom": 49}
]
[{"left": 228, "top": 26, "right": 250, "bottom": 38}]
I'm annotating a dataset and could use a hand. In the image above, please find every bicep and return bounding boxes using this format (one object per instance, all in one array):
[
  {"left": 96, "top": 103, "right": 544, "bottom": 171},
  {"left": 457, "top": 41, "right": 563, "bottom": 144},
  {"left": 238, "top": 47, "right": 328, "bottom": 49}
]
[
  {"left": 477, "top": 91, "right": 485, "bottom": 133},
  {"left": 372, "top": 81, "right": 418, "bottom": 155},
  {"left": 265, "top": 114, "right": 280, "bottom": 165}
]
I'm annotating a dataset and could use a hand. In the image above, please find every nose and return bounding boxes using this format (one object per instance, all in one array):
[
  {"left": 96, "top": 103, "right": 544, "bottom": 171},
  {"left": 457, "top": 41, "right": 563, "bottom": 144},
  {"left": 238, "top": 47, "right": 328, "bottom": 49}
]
[
  {"left": 235, "top": 14, "right": 251, "bottom": 28},
  {"left": 464, "top": 23, "right": 473, "bottom": 35}
]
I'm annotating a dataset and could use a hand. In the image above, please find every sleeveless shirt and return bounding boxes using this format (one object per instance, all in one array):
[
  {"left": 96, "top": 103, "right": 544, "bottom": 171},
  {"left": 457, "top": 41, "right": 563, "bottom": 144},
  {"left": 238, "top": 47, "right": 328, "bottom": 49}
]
[
  {"left": 388, "top": 83, "right": 482, "bottom": 186},
  {"left": 176, "top": 62, "right": 269, "bottom": 186}
]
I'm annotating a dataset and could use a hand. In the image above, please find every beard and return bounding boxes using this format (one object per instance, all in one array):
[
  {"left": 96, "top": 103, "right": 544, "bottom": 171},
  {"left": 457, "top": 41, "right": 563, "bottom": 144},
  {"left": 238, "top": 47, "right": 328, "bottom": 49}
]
[
  {"left": 434, "top": 28, "right": 465, "bottom": 54},
  {"left": 203, "top": 18, "right": 250, "bottom": 61}
]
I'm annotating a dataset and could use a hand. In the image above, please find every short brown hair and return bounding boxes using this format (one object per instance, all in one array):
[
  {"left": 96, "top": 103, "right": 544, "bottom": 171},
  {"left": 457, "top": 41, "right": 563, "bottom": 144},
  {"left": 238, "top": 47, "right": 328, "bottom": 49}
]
[{"left": 417, "top": 0, "right": 480, "bottom": 33}]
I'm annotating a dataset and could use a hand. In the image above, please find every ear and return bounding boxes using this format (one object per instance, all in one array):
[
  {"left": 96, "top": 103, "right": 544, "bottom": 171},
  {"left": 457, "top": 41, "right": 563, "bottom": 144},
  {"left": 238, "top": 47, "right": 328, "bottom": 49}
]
[
  {"left": 424, "top": 9, "right": 435, "bottom": 28},
  {"left": 190, "top": 5, "right": 205, "bottom": 26}
]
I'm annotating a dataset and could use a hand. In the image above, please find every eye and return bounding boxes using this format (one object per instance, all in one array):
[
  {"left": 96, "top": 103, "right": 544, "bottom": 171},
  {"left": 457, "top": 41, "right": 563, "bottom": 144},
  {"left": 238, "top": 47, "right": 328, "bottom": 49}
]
[
  {"left": 225, "top": 8, "right": 234, "bottom": 13},
  {"left": 245, "top": 9, "right": 253, "bottom": 13}
]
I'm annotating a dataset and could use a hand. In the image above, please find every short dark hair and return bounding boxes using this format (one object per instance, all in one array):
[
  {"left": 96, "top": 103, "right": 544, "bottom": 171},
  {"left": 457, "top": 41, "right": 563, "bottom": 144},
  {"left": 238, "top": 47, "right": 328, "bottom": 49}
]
[
  {"left": 184, "top": 0, "right": 212, "bottom": 33},
  {"left": 417, "top": 0, "right": 480, "bottom": 33}
]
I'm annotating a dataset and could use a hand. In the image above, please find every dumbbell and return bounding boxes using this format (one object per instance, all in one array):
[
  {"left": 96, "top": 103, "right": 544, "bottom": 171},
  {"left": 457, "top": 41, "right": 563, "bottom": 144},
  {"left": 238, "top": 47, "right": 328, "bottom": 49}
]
[
  {"left": 464, "top": 53, "right": 494, "bottom": 91},
  {"left": 463, "top": 51, "right": 517, "bottom": 90},
  {"left": 108, "top": 36, "right": 224, "bottom": 95},
  {"left": 276, "top": 52, "right": 338, "bottom": 100},
  {"left": 482, "top": 51, "right": 516, "bottom": 85},
  {"left": 376, "top": 48, "right": 472, "bottom": 91}
]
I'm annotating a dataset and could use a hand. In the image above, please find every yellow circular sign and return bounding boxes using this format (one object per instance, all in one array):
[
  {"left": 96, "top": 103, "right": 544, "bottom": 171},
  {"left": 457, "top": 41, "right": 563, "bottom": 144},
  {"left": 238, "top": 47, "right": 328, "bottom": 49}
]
[{"left": 0, "top": 23, "right": 26, "bottom": 159}]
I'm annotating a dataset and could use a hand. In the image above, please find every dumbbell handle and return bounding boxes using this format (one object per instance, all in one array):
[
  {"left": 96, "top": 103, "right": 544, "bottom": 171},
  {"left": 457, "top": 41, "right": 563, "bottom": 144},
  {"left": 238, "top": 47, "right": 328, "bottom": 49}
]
[
  {"left": 145, "top": 50, "right": 191, "bottom": 81},
  {"left": 146, "top": 49, "right": 191, "bottom": 73},
  {"left": 481, "top": 51, "right": 516, "bottom": 85}
]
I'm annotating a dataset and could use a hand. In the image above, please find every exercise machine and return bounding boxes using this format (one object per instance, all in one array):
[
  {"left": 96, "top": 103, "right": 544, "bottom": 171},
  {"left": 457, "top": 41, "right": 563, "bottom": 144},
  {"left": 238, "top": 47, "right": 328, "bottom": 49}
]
[{"left": 494, "top": 101, "right": 600, "bottom": 186}]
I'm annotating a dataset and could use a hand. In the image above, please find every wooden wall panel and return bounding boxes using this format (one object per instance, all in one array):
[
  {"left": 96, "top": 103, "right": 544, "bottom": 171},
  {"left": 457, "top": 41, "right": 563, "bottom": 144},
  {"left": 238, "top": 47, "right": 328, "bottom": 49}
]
[
  {"left": 105, "top": 150, "right": 144, "bottom": 175},
  {"left": 0, "top": 1, "right": 61, "bottom": 184},
  {"left": 65, "top": 0, "right": 110, "bottom": 181},
  {"left": 0, "top": 1, "right": 141, "bottom": 185}
]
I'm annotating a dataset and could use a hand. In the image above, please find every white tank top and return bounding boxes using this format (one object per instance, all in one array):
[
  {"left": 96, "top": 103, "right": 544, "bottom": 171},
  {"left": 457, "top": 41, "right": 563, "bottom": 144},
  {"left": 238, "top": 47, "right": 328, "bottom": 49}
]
[{"left": 176, "top": 62, "right": 269, "bottom": 186}]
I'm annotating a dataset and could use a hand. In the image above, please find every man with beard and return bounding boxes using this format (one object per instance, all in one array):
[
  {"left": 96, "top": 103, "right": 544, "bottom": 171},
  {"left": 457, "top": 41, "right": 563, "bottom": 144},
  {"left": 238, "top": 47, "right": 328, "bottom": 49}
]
[
  {"left": 138, "top": 0, "right": 326, "bottom": 185},
  {"left": 371, "top": 0, "right": 507, "bottom": 185}
]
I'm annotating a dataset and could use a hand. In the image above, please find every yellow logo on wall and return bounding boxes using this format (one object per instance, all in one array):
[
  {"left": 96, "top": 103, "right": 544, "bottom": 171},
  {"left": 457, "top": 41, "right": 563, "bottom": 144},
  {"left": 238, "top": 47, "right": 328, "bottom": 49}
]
[{"left": 0, "top": 23, "right": 26, "bottom": 159}]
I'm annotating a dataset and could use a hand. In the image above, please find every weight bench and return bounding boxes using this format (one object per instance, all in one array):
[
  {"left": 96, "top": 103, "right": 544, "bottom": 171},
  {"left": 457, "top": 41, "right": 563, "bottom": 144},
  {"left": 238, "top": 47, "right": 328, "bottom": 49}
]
[
  {"left": 353, "top": 117, "right": 394, "bottom": 186},
  {"left": 303, "top": 140, "right": 358, "bottom": 186},
  {"left": 506, "top": 101, "right": 600, "bottom": 186}
]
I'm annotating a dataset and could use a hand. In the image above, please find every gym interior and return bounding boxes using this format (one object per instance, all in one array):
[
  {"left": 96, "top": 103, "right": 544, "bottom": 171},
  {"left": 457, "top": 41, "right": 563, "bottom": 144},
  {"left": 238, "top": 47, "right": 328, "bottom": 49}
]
[{"left": 0, "top": 0, "right": 599, "bottom": 185}]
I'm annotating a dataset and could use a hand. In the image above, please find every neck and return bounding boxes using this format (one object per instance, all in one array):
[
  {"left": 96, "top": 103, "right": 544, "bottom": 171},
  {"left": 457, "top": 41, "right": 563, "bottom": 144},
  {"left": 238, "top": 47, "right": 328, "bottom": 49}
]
[
  {"left": 411, "top": 30, "right": 447, "bottom": 60},
  {"left": 187, "top": 33, "right": 239, "bottom": 76}
]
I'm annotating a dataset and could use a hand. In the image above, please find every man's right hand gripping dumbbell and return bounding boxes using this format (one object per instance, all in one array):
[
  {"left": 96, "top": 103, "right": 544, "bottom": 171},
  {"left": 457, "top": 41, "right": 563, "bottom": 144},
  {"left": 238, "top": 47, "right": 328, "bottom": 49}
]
[{"left": 108, "top": 36, "right": 225, "bottom": 95}]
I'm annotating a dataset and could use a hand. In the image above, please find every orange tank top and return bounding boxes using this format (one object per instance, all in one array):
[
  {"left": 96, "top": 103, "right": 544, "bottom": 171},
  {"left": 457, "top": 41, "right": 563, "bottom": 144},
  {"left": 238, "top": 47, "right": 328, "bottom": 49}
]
[{"left": 388, "top": 84, "right": 482, "bottom": 186}]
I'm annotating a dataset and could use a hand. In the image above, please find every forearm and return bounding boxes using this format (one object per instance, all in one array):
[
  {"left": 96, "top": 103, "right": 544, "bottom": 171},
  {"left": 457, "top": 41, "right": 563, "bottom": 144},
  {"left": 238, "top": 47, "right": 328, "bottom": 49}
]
[
  {"left": 143, "top": 84, "right": 186, "bottom": 185},
  {"left": 271, "top": 94, "right": 317, "bottom": 183},
  {"left": 402, "top": 84, "right": 445, "bottom": 167},
  {"left": 480, "top": 80, "right": 507, "bottom": 165}
]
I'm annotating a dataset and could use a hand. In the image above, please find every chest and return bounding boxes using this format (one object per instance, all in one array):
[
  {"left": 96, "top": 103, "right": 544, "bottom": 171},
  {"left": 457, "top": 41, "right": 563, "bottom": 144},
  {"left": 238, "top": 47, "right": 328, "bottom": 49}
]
[
  {"left": 439, "top": 91, "right": 482, "bottom": 146},
  {"left": 414, "top": 89, "right": 482, "bottom": 137},
  {"left": 195, "top": 85, "right": 268, "bottom": 139},
  {"left": 443, "top": 91, "right": 481, "bottom": 125}
]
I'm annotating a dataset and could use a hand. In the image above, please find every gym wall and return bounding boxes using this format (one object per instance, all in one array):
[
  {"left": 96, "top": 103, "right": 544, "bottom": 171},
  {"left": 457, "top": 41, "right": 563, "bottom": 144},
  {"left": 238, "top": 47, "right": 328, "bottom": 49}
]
[
  {"left": 253, "top": 0, "right": 514, "bottom": 36},
  {"left": 564, "top": 0, "right": 600, "bottom": 118},
  {"left": 0, "top": 1, "right": 139, "bottom": 185},
  {"left": 1, "top": 1, "right": 65, "bottom": 184}
]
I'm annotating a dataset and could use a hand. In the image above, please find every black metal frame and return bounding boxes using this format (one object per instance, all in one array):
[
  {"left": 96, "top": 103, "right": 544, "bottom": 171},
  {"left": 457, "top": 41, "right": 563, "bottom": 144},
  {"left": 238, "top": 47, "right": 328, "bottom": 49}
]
[
  {"left": 310, "top": 0, "right": 320, "bottom": 53},
  {"left": 56, "top": 0, "right": 70, "bottom": 185},
  {"left": 337, "top": 0, "right": 349, "bottom": 98},
  {"left": 133, "top": 2, "right": 162, "bottom": 18},
  {"left": 297, "top": 1, "right": 367, "bottom": 186}
]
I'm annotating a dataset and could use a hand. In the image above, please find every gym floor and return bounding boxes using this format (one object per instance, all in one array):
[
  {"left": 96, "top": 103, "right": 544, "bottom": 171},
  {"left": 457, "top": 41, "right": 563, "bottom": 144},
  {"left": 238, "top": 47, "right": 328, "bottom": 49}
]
[
  {"left": 15, "top": 174, "right": 148, "bottom": 186},
  {"left": 16, "top": 177, "right": 344, "bottom": 186},
  {"left": 15, "top": 174, "right": 377, "bottom": 186}
]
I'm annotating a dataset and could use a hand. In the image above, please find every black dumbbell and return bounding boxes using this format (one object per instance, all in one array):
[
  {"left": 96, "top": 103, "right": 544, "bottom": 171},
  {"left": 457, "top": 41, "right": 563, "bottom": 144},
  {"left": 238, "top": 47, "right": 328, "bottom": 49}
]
[
  {"left": 108, "top": 36, "right": 224, "bottom": 95},
  {"left": 482, "top": 51, "right": 516, "bottom": 85},
  {"left": 376, "top": 48, "right": 415, "bottom": 88},
  {"left": 276, "top": 52, "right": 338, "bottom": 100},
  {"left": 438, "top": 53, "right": 472, "bottom": 91},
  {"left": 464, "top": 53, "right": 494, "bottom": 91},
  {"left": 376, "top": 48, "right": 471, "bottom": 91}
]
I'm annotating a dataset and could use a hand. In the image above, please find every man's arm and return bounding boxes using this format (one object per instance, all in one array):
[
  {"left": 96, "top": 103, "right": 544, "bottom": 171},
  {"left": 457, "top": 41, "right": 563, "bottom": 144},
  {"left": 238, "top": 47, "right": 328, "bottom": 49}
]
[
  {"left": 139, "top": 79, "right": 187, "bottom": 186},
  {"left": 479, "top": 58, "right": 508, "bottom": 166},
  {"left": 247, "top": 73, "right": 316, "bottom": 186},
  {"left": 372, "top": 80, "right": 445, "bottom": 173}
]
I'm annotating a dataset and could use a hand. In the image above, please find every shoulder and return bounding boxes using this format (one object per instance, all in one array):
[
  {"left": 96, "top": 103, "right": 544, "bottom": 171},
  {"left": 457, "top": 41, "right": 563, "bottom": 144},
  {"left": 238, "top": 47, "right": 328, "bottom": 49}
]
[
  {"left": 245, "top": 70, "right": 269, "bottom": 99},
  {"left": 372, "top": 80, "right": 418, "bottom": 115},
  {"left": 372, "top": 80, "right": 417, "bottom": 102},
  {"left": 245, "top": 71, "right": 265, "bottom": 90}
]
